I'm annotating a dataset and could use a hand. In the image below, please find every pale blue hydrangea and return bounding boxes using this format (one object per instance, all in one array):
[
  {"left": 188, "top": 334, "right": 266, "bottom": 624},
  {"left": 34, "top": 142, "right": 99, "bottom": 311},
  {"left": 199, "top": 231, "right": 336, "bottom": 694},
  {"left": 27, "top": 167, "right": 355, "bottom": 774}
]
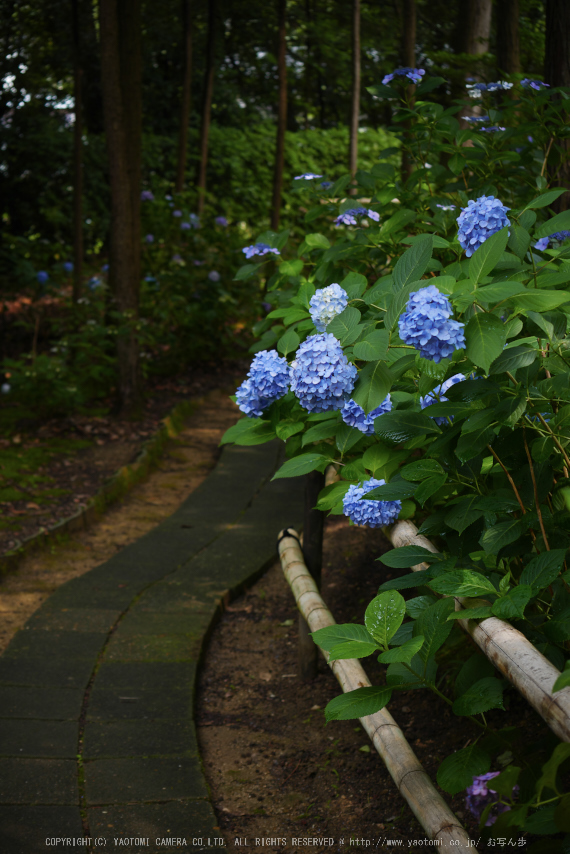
[
  {"left": 290, "top": 333, "right": 357, "bottom": 413},
  {"left": 235, "top": 350, "right": 291, "bottom": 418},
  {"left": 208, "top": 270, "right": 221, "bottom": 282},
  {"left": 480, "top": 126, "right": 506, "bottom": 132},
  {"left": 521, "top": 79, "right": 549, "bottom": 90},
  {"left": 398, "top": 285, "right": 466, "bottom": 363},
  {"left": 242, "top": 243, "right": 280, "bottom": 259},
  {"left": 335, "top": 208, "right": 380, "bottom": 226},
  {"left": 436, "top": 204, "right": 456, "bottom": 211},
  {"left": 456, "top": 195, "right": 510, "bottom": 257},
  {"left": 421, "top": 374, "right": 466, "bottom": 425},
  {"left": 1, "top": 383, "right": 10, "bottom": 394},
  {"left": 294, "top": 173, "right": 323, "bottom": 180},
  {"left": 309, "top": 284, "right": 348, "bottom": 332},
  {"left": 341, "top": 395, "right": 392, "bottom": 434},
  {"left": 343, "top": 478, "right": 401, "bottom": 528},
  {"left": 467, "top": 81, "right": 512, "bottom": 96},
  {"left": 461, "top": 115, "right": 490, "bottom": 123},
  {"left": 383, "top": 67, "right": 425, "bottom": 85},
  {"left": 534, "top": 231, "right": 570, "bottom": 251}
]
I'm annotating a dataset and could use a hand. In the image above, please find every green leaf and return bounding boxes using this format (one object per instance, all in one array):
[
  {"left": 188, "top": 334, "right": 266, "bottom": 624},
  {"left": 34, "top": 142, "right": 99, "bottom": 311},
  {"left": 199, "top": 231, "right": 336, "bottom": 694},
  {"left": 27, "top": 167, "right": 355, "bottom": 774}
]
[
  {"left": 454, "top": 653, "right": 495, "bottom": 698},
  {"left": 340, "top": 271, "right": 368, "bottom": 299},
  {"left": 315, "top": 481, "right": 351, "bottom": 511},
  {"left": 534, "top": 209, "right": 570, "bottom": 239},
  {"left": 380, "top": 545, "right": 441, "bottom": 568},
  {"left": 277, "top": 328, "right": 300, "bottom": 356},
  {"left": 400, "top": 459, "right": 445, "bottom": 481},
  {"left": 436, "top": 745, "right": 491, "bottom": 795},
  {"left": 311, "top": 623, "right": 376, "bottom": 651},
  {"left": 465, "top": 313, "right": 507, "bottom": 374},
  {"left": 353, "top": 329, "right": 389, "bottom": 362},
  {"left": 429, "top": 570, "right": 497, "bottom": 598},
  {"left": 447, "top": 606, "right": 493, "bottom": 621},
  {"left": 475, "top": 282, "right": 527, "bottom": 304},
  {"left": 336, "top": 424, "right": 364, "bottom": 455},
  {"left": 520, "top": 549, "right": 567, "bottom": 591},
  {"left": 392, "top": 235, "right": 433, "bottom": 291},
  {"left": 302, "top": 419, "right": 339, "bottom": 445},
  {"left": 279, "top": 259, "right": 304, "bottom": 276},
  {"left": 275, "top": 421, "right": 304, "bottom": 441},
  {"left": 362, "top": 444, "right": 391, "bottom": 474},
  {"left": 364, "top": 480, "right": 417, "bottom": 501},
  {"left": 373, "top": 410, "right": 440, "bottom": 443},
  {"left": 522, "top": 188, "right": 566, "bottom": 211},
  {"left": 305, "top": 232, "right": 331, "bottom": 249},
  {"left": 552, "top": 661, "right": 570, "bottom": 694},
  {"left": 449, "top": 152, "right": 467, "bottom": 175},
  {"left": 513, "top": 290, "right": 570, "bottom": 312},
  {"left": 325, "top": 686, "right": 392, "bottom": 722},
  {"left": 453, "top": 676, "right": 505, "bottom": 715},
  {"left": 297, "top": 280, "right": 316, "bottom": 310},
  {"left": 378, "top": 569, "right": 432, "bottom": 591},
  {"left": 469, "top": 227, "right": 509, "bottom": 285},
  {"left": 272, "top": 452, "right": 330, "bottom": 480},
  {"left": 492, "top": 585, "right": 533, "bottom": 620},
  {"left": 490, "top": 344, "right": 537, "bottom": 374},
  {"left": 234, "top": 262, "right": 262, "bottom": 281},
  {"left": 328, "top": 640, "right": 379, "bottom": 661},
  {"left": 536, "top": 743, "right": 570, "bottom": 801},
  {"left": 508, "top": 224, "right": 531, "bottom": 261},
  {"left": 445, "top": 496, "right": 485, "bottom": 534},
  {"left": 327, "top": 307, "right": 362, "bottom": 345},
  {"left": 385, "top": 279, "right": 426, "bottom": 331},
  {"left": 415, "top": 474, "right": 448, "bottom": 506},
  {"left": 378, "top": 635, "right": 425, "bottom": 664},
  {"left": 221, "top": 418, "right": 277, "bottom": 446},
  {"left": 455, "top": 427, "right": 495, "bottom": 464},
  {"left": 479, "top": 519, "right": 526, "bottom": 555},
  {"left": 351, "top": 361, "right": 392, "bottom": 414},
  {"left": 554, "top": 793, "right": 570, "bottom": 832},
  {"left": 364, "top": 591, "right": 406, "bottom": 648},
  {"left": 414, "top": 598, "right": 455, "bottom": 663}
]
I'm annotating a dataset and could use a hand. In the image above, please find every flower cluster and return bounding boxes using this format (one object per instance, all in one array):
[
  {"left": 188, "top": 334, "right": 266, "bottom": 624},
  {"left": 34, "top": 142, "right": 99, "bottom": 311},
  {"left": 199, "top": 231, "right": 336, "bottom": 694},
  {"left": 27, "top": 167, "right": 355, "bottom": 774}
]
[
  {"left": 461, "top": 115, "right": 490, "bottom": 123},
  {"left": 343, "top": 478, "right": 401, "bottom": 528},
  {"left": 398, "top": 285, "right": 466, "bottom": 363},
  {"left": 242, "top": 243, "right": 280, "bottom": 259},
  {"left": 215, "top": 216, "right": 228, "bottom": 227},
  {"left": 140, "top": 190, "right": 154, "bottom": 201},
  {"left": 521, "top": 79, "right": 549, "bottom": 90},
  {"left": 436, "top": 204, "right": 456, "bottom": 211},
  {"left": 466, "top": 772, "right": 518, "bottom": 826},
  {"left": 173, "top": 209, "right": 182, "bottom": 217},
  {"left": 480, "top": 126, "right": 506, "bottom": 132},
  {"left": 290, "top": 334, "right": 357, "bottom": 413},
  {"left": 63, "top": 262, "right": 73, "bottom": 274},
  {"left": 421, "top": 374, "right": 466, "bottom": 425},
  {"left": 309, "top": 284, "right": 348, "bottom": 332},
  {"left": 235, "top": 350, "right": 291, "bottom": 418},
  {"left": 341, "top": 395, "right": 392, "bottom": 435},
  {"left": 294, "top": 173, "right": 323, "bottom": 180},
  {"left": 37, "top": 271, "right": 49, "bottom": 284},
  {"left": 335, "top": 208, "right": 380, "bottom": 227},
  {"left": 467, "top": 81, "right": 513, "bottom": 97},
  {"left": 383, "top": 67, "right": 425, "bottom": 85},
  {"left": 535, "top": 231, "right": 570, "bottom": 251},
  {"left": 456, "top": 195, "right": 510, "bottom": 257}
]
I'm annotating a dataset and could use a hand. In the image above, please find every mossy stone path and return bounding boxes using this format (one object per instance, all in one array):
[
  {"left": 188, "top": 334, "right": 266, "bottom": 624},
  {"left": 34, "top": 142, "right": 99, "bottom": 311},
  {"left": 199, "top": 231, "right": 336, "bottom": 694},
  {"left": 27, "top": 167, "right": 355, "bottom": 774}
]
[{"left": 0, "top": 441, "right": 303, "bottom": 853}]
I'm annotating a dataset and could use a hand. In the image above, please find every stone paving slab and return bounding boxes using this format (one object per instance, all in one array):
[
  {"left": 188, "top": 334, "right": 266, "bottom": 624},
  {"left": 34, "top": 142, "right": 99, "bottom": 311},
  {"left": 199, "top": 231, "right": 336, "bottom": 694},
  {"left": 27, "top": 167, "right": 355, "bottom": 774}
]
[
  {"left": 0, "top": 439, "right": 304, "bottom": 848},
  {"left": 0, "top": 805, "right": 84, "bottom": 854}
]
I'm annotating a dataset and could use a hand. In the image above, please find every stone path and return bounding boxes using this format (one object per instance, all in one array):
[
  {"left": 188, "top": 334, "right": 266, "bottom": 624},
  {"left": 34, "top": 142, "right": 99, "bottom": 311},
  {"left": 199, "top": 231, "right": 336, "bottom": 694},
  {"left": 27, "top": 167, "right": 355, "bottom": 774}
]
[{"left": 0, "top": 441, "right": 303, "bottom": 854}]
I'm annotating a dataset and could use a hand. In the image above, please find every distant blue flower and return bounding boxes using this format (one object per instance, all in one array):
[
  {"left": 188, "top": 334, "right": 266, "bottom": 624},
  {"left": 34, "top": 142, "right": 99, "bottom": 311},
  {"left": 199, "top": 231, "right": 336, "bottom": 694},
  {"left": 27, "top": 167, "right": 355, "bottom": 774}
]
[
  {"left": 1, "top": 383, "right": 11, "bottom": 394},
  {"left": 487, "top": 80, "right": 513, "bottom": 91},
  {"left": 140, "top": 190, "right": 154, "bottom": 201},
  {"left": 468, "top": 81, "right": 512, "bottom": 96},
  {"left": 290, "top": 333, "right": 357, "bottom": 413},
  {"left": 294, "top": 173, "right": 323, "bottom": 180},
  {"left": 341, "top": 395, "right": 392, "bottom": 435},
  {"left": 398, "top": 285, "right": 466, "bottom": 363},
  {"left": 235, "top": 350, "right": 291, "bottom": 417},
  {"left": 145, "top": 275, "right": 157, "bottom": 283},
  {"left": 343, "top": 478, "right": 401, "bottom": 528},
  {"left": 382, "top": 67, "right": 425, "bottom": 85},
  {"left": 335, "top": 208, "right": 379, "bottom": 227},
  {"left": 181, "top": 222, "right": 191, "bottom": 230},
  {"left": 461, "top": 115, "right": 490, "bottom": 123},
  {"left": 436, "top": 204, "right": 456, "bottom": 211},
  {"left": 145, "top": 234, "right": 154, "bottom": 243},
  {"left": 87, "top": 276, "right": 102, "bottom": 290},
  {"left": 165, "top": 194, "right": 172, "bottom": 200},
  {"left": 480, "top": 126, "right": 506, "bottom": 132},
  {"left": 208, "top": 270, "right": 221, "bottom": 282},
  {"left": 215, "top": 216, "right": 228, "bottom": 226},
  {"left": 309, "top": 284, "right": 348, "bottom": 332},
  {"left": 534, "top": 237, "right": 550, "bottom": 251},
  {"left": 242, "top": 243, "right": 280, "bottom": 259},
  {"left": 457, "top": 195, "right": 510, "bottom": 257},
  {"left": 421, "top": 374, "right": 466, "bottom": 425},
  {"left": 37, "top": 271, "right": 49, "bottom": 285},
  {"left": 189, "top": 213, "right": 200, "bottom": 228},
  {"left": 173, "top": 209, "right": 182, "bottom": 217},
  {"left": 101, "top": 264, "right": 109, "bottom": 273},
  {"left": 534, "top": 230, "right": 570, "bottom": 251},
  {"left": 521, "top": 79, "right": 549, "bottom": 90},
  {"left": 62, "top": 261, "right": 73, "bottom": 274},
  {"left": 193, "top": 260, "right": 204, "bottom": 266},
  {"left": 320, "top": 181, "right": 333, "bottom": 189}
]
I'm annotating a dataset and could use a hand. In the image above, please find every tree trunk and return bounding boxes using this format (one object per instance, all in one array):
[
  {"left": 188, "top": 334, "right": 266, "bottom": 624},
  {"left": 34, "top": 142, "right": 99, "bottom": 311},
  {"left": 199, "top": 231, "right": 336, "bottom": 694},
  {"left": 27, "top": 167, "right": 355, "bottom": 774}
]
[
  {"left": 196, "top": 0, "right": 216, "bottom": 215},
  {"left": 545, "top": 0, "right": 570, "bottom": 212},
  {"left": 175, "top": 0, "right": 193, "bottom": 193},
  {"left": 72, "top": 0, "right": 83, "bottom": 303},
  {"left": 348, "top": 0, "right": 360, "bottom": 192},
  {"left": 496, "top": 0, "right": 520, "bottom": 74},
  {"left": 99, "top": 0, "right": 143, "bottom": 417},
  {"left": 465, "top": 0, "right": 492, "bottom": 56},
  {"left": 271, "top": 0, "right": 287, "bottom": 230}
]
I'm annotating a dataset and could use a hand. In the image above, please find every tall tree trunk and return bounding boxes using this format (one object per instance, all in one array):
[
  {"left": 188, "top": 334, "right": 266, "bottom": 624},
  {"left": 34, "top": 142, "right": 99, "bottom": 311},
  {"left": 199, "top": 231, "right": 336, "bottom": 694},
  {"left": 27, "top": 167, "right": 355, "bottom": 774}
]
[
  {"left": 99, "top": 0, "right": 143, "bottom": 417},
  {"left": 271, "top": 0, "right": 287, "bottom": 230},
  {"left": 196, "top": 0, "right": 216, "bottom": 215},
  {"left": 496, "top": 0, "right": 520, "bottom": 74},
  {"left": 545, "top": 0, "right": 570, "bottom": 212},
  {"left": 465, "top": 0, "right": 492, "bottom": 56},
  {"left": 400, "top": 0, "right": 416, "bottom": 181},
  {"left": 348, "top": 0, "right": 360, "bottom": 192},
  {"left": 175, "top": 0, "right": 193, "bottom": 193},
  {"left": 72, "top": 0, "right": 83, "bottom": 303}
]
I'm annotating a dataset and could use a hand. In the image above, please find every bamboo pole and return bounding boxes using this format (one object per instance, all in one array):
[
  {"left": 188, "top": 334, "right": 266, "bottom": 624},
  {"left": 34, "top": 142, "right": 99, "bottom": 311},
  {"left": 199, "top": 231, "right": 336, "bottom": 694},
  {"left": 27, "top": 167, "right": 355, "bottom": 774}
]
[
  {"left": 388, "top": 520, "right": 570, "bottom": 743},
  {"left": 278, "top": 529, "right": 478, "bottom": 853}
]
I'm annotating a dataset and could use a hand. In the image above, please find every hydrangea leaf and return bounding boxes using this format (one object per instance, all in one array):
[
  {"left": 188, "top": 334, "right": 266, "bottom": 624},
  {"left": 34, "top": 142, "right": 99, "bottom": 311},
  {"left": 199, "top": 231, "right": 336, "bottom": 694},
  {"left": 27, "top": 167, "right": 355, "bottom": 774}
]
[
  {"left": 392, "top": 234, "right": 433, "bottom": 291},
  {"left": 465, "top": 313, "right": 507, "bottom": 374},
  {"left": 279, "top": 259, "right": 304, "bottom": 276},
  {"left": 336, "top": 424, "right": 364, "bottom": 455},
  {"left": 275, "top": 421, "right": 304, "bottom": 441},
  {"left": 301, "top": 419, "right": 339, "bottom": 446},
  {"left": 352, "top": 360, "right": 392, "bottom": 413},
  {"left": 521, "top": 187, "right": 566, "bottom": 211},
  {"left": 378, "top": 569, "right": 432, "bottom": 591},
  {"left": 272, "top": 452, "right": 330, "bottom": 480},
  {"left": 340, "top": 271, "right": 368, "bottom": 299},
  {"left": 429, "top": 570, "right": 497, "bottom": 598},
  {"left": 277, "top": 328, "right": 300, "bottom": 356},
  {"left": 436, "top": 745, "right": 491, "bottom": 795},
  {"left": 380, "top": 545, "right": 441, "bottom": 568},
  {"left": 508, "top": 224, "right": 531, "bottom": 261},
  {"left": 455, "top": 425, "right": 495, "bottom": 463},
  {"left": 364, "top": 480, "right": 417, "bottom": 501},
  {"left": 364, "top": 590, "right": 406, "bottom": 648},
  {"left": 469, "top": 226, "right": 509, "bottom": 284},
  {"left": 400, "top": 459, "right": 445, "bottom": 481},
  {"left": 490, "top": 344, "right": 537, "bottom": 374},
  {"left": 327, "top": 640, "right": 379, "bottom": 661},
  {"left": 512, "top": 290, "right": 570, "bottom": 312},
  {"left": 414, "top": 598, "right": 455, "bottom": 663},
  {"left": 297, "top": 281, "right": 316, "bottom": 309},
  {"left": 452, "top": 676, "right": 505, "bottom": 716},
  {"left": 479, "top": 519, "right": 526, "bottom": 555},
  {"left": 520, "top": 549, "right": 567, "bottom": 591},
  {"left": 491, "top": 585, "right": 533, "bottom": 620},
  {"left": 327, "top": 307, "right": 362, "bottom": 345},
  {"left": 362, "top": 443, "right": 391, "bottom": 474},
  {"left": 353, "top": 330, "right": 389, "bottom": 362},
  {"left": 305, "top": 232, "right": 331, "bottom": 249},
  {"left": 447, "top": 606, "right": 493, "bottom": 621},
  {"left": 324, "top": 686, "right": 392, "bottom": 722},
  {"left": 534, "top": 209, "right": 570, "bottom": 239},
  {"left": 445, "top": 496, "right": 485, "bottom": 534},
  {"left": 315, "top": 481, "right": 351, "bottom": 511},
  {"left": 311, "top": 623, "right": 376, "bottom": 651},
  {"left": 552, "top": 662, "right": 570, "bottom": 694},
  {"left": 378, "top": 635, "right": 425, "bottom": 663},
  {"left": 373, "top": 410, "right": 440, "bottom": 443},
  {"left": 414, "top": 474, "right": 448, "bottom": 506},
  {"left": 454, "top": 653, "right": 495, "bottom": 698},
  {"left": 234, "top": 262, "right": 262, "bottom": 281},
  {"left": 221, "top": 417, "right": 267, "bottom": 445}
]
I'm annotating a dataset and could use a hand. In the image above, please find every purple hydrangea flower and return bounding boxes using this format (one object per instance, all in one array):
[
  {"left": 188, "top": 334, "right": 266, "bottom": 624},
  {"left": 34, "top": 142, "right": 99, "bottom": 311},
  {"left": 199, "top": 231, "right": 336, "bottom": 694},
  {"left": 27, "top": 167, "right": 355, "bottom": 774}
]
[
  {"left": 208, "top": 270, "right": 221, "bottom": 282},
  {"left": 63, "top": 262, "right": 74, "bottom": 274},
  {"left": 309, "top": 284, "right": 348, "bottom": 332},
  {"left": 321, "top": 181, "right": 333, "bottom": 189},
  {"left": 290, "top": 333, "right": 357, "bottom": 413},
  {"left": 215, "top": 216, "right": 228, "bottom": 226},
  {"left": 382, "top": 67, "right": 425, "bottom": 85},
  {"left": 335, "top": 208, "right": 379, "bottom": 227},
  {"left": 534, "top": 237, "right": 550, "bottom": 251},
  {"left": 181, "top": 222, "right": 191, "bottom": 230},
  {"left": 466, "top": 772, "right": 518, "bottom": 826},
  {"left": 480, "top": 126, "right": 506, "bottom": 132},
  {"left": 144, "top": 234, "right": 154, "bottom": 243},
  {"left": 37, "top": 271, "right": 49, "bottom": 285},
  {"left": 242, "top": 243, "right": 280, "bottom": 259},
  {"left": 343, "top": 478, "right": 401, "bottom": 528},
  {"left": 140, "top": 190, "right": 154, "bottom": 201},
  {"left": 341, "top": 395, "right": 392, "bottom": 435},
  {"left": 421, "top": 374, "right": 466, "bottom": 425},
  {"left": 456, "top": 195, "right": 510, "bottom": 257},
  {"left": 173, "top": 209, "right": 182, "bottom": 217},
  {"left": 235, "top": 350, "right": 291, "bottom": 417},
  {"left": 534, "top": 230, "right": 570, "bottom": 251},
  {"left": 294, "top": 173, "right": 323, "bottom": 180},
  {"left": 398, "top": 285, "right": 466, "bottom": 363},
  {"left": 521, "top": 79, "right": 549, "bottom": 90}
]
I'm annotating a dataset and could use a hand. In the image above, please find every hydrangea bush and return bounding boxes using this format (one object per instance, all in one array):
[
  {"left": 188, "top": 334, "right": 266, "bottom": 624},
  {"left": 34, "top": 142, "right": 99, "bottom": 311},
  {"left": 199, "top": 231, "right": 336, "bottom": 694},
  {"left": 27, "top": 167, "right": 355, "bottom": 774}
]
[{"left": 222, "top": 74, "right": 570, "bottom": 843}]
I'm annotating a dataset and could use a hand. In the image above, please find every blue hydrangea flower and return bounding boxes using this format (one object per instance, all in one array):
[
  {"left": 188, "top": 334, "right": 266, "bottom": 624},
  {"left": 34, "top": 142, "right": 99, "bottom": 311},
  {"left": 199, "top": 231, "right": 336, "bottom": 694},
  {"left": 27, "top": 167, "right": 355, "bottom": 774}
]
[
  {"left": 140, "top": 190, "right": 154, "bottom": 201},
  {"left": 456, "top": 195, "right": 510, "bottom": 258},
  {"left": 335, "top": 208, "right": 380, "bottom": 226},
  {"left": 290, "top": 333, "right": 357, "bottom": 413},
  {"left": 235, "top": 350, "right": 291, "bottom": 418},
  {"left": 343, "top": 478, "right": 401, "bottom": 528},
  {"left": 436, "top": 204, "right": 456, "bottom": 211},
  {"left": 63, "top": 262, "right": 73, "bottom": 274},
  {"left": 215, "top": 216, "right": 228, "bottom": 226},
  {"left": 181, "top": 222, "right": 191, "bottom": 230},
  {"left": 208, "top": 271, "right": 221, "bottom": 282},
  {"left": 534, "top": 231, "right": 570, "bottom": 251},
  {"left": 294, "top": 173, "right": 323, "bottom": 180},
  {"left": 37, "top": 271, "right": 49, "bottom": 284},
  {"left": 309, "top": 284, "right": 348, "bottom": 332},
  {"left": 382, "top": 67, "right": 425, "bottom": 85},
  {"left": 1, "top": 383, "right": 10, "bottom": 394},
  {"left": 242, "top": 243, "right": 280, "bottom": 259},
  {"left": 534, "top": 237, "right": 550, "bottom": 251},
  {"left": 466, "top": 772, "right": 518, "bottom": 826},
  {"left": 145, "top": 234, "right": 154, "bottom": 243},
  {"left": 480, "top": 126, "right": 506, "bottom": 132},
  {"left": 398, "top": 285, "right": 466, "bottom": 363},
  {"left": 320, "top": 181, "right": 333, "bottom": 189},
  {"left": 189, "top": 213, "right": 200, "bottom": 228},
  {"left": 461, "top": 115, "right": 490, "bottom": 122},
  {"left": 421, "top": 374, "right": 466, "bottom": 425},
  {"left": 173, "top": 209, "right": 182, "bottom": 217},
  {"left": 87, "top": 276, "right": 102, "bottom": 290},
  {"left": 341, "top": 395, "right": 392, "bottom": 434},
  {"left": 521, "top": 79, "right": 549, "bottom": 90},
  {"left": 468, "top": 81, "right": 512, "bottom": 96},
  {"left": 101, "top": 264, "right": 109, "bottom": 273}
]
